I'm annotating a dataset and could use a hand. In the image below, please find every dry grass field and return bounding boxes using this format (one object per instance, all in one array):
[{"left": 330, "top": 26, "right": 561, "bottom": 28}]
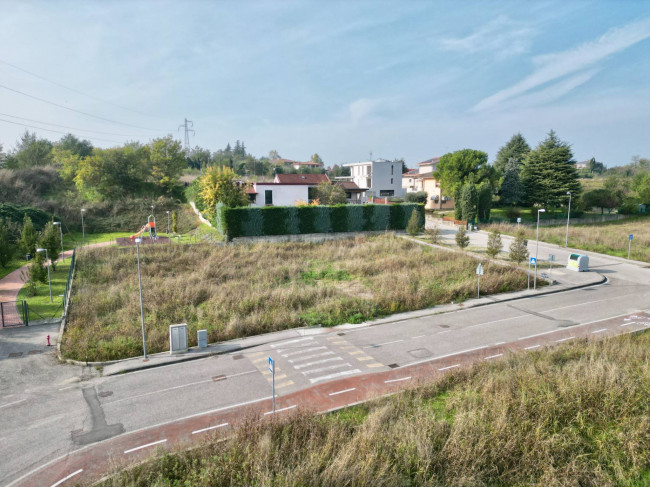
[
  {"left": 484, "top": 217, "right": 650, "bottom": 263},
  {"left": 100, "top": 331, "right": 650, "bottom": 486},
  {"left": 63, "top": 235, "right": 529, "bottom": 361}
]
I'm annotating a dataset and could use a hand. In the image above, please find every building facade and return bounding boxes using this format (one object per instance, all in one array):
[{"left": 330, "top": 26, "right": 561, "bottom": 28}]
[{"left": 343, "top": 159, "right": 405, "bottom": 198}]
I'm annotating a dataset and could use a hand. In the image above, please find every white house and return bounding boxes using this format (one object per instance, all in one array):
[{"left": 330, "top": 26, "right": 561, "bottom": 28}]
[
  {"left": 342, "top": 159, "right": 405, "bottom": 198},
  {"left": 248, "top": 173, "right": 330, "bottom": 206}
]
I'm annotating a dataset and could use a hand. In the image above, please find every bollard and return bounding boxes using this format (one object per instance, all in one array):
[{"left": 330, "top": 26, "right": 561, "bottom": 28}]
[{"left": 46, "top": 335, "right": 51, "bottom": 346}]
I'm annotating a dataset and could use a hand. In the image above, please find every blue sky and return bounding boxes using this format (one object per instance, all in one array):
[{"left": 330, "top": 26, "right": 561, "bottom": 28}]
[{"left": 1, "top": 1, "right": 649, "bottom": 167}]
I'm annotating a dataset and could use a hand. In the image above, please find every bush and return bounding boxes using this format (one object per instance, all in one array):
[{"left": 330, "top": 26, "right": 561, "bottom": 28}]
[
  {"left": 406, "top": 209, "right": 422, "bottom": 236},
  {"left": 505, "top": 207, "right": 522, "bottom": 219},
  {"left": 405, "top": 191, "right": 428, "bottom": 204},
  {"left": 456, "top": 226, "right": 470, "bottom": 249}
]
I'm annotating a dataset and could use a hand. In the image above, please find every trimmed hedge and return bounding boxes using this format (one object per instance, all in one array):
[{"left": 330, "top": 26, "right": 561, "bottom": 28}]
[{"left": 214, "top": 204, "right": 424, "bottom": 240}]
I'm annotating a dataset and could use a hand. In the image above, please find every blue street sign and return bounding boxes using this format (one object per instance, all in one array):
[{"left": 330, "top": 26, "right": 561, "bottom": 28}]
[
  {"left": 629, "top": 234, "right": 633, "bottom": 240},
  {"left": 530, "top": 257, "right": 537, "bottom": 265},
  {"left": 268, "top": 357, "right": 274, "bottom": 373}
]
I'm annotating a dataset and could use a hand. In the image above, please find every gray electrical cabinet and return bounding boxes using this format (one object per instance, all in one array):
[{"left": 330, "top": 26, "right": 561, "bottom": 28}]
[
  {"left": 197, "top": 329, "right": 208, "bottom": 348},
  {"left": 169, "top": 323, "right": 188, "bottom": 354}
]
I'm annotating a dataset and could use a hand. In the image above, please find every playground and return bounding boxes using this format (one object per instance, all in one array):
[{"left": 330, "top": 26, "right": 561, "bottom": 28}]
[{"left": 116, "top": 214, "right": 172, "bottom": 246}]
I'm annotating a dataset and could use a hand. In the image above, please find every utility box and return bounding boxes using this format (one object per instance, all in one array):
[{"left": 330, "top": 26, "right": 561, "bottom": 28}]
[
  {"left": 197, "top": 329, "right": 208, "bottom": 348},
  {"left": 169, "top": 323, "right": 188, "bottom": 354},
  {"left": 567, "top": 253, "right": 589, "bottom": 272}
]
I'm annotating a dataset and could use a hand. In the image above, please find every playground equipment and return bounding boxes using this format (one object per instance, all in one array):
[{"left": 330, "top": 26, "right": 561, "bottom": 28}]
[{"left": 130, "top": 215, "right": 157, "bottom": 240}]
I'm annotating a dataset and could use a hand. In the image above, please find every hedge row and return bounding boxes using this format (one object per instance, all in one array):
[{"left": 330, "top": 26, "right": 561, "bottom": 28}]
[
  {"left": 0, "top": 203, "right": 53, "bottom": 230},
  {"left": 213, "top": 204, "right": 424, "bottom": 240}
]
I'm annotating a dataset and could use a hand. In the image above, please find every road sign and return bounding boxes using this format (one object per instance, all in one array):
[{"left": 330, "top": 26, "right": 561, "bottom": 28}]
[
  {"left": 629, "top": 234, "right": 633, "bottom": 240},
  {"left": 516, "top": 217, "right": 522, "bottom": 223},
  {"left": 530, "top": 257, "right": 537, "bottom": 265},
  {"left": 549, "top": 254, "right": 555, "bottom": 262},
  {"left": 476, "top": 263, "right": 484, "bottom": 276},
  {"left": 268, "top": 357, "right": 274, "bottom": 373}
]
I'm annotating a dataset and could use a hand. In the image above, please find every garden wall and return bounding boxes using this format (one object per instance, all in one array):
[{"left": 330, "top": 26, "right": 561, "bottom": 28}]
[{"left": 213, "top": 203, "right": 424, "bottom": 241}]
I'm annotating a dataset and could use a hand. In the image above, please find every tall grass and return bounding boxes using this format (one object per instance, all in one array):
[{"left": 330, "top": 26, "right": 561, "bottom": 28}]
[
  {"left": 63, "top": 235, "right": 529, "bottom": 361},
  {"left": 100, "top": 331, "right": 650, "bottom": 486},
  {"left": 484, "top": 217, "right": 650, "bottom": 263}
]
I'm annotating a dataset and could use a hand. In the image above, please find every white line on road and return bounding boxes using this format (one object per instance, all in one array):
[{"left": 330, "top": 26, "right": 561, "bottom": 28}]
[
  {"left": 518, "top": 329, "right": 561, "bottom": 341},
  {"left": 271, "top": 337, "right": 313, "bottom": 348},
  {"left": 494, "top": 341, "right": 506, "bottom": 345},
  {"left": 264, "top": 404, "right": 296, "bottom": 415},
  {"left": 329, "top": 388, "right": 356, "bottom": 396},
  {"left": 309, "top": 368, "right": 361, "bottom": 384},
  {"left": 438, "top": 364, "right": 460, "bottom": 371},
  {"left": 484, "top": 354, "right": 503, "bottom": 360},
  {"left": 58, "top": 385, "right": 77, "bottom": 391},
  {"left": 302, "top": 363, "right": 350, "bottom": 375},
  {"left": 466, "top": 314, "right": 526, "bottom": 329},
  {"left": 50, "top": 469, "right": 83, "bottom": 487},
  {"left": 404, "top": 345, "right": 488, "bottom": 368},
  {"left": 0, "top": 398, "right": 26, "bottom": 409},
  {"left": 556, "top": 336, "right": 575, "bottom": 342},
  {"left": 281, "top": 346, "right": 326, "bottom": 357},
  {"left": 192, "top": 422, "right": 229, "bottom": 435},
  {"left": 363, "top": 339, "right": 404, "bottom": 348},
  {"left": 592, "top": 328, "right": 607, "bottom": 334},
  {"left": 384, "top": 376, "right": 411, "bottom": 383},
  {"left": 288, "top": 351, "right": 334, "bottom": 363},
  {"left": 524, "top": 345, "right": 540, "bottom": 350},
  {"left": 412, "top": 335, "right": 426, "bottom": 339},
  {"left": 124, "top": 439, "right": 167, "bottom": 454},
  {"left": 620, "top": 322, "right": 636, "bottom": 327},
  {"left": 294, "top": 357, "right": 344, "bottom": 370}
]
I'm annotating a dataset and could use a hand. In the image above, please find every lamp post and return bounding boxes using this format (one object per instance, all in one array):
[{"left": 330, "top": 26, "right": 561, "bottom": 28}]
[
  {"left": 53, "top": 222, "right": 64, "bottom": 263},
  {"left": 81, "top": 209, "right": 86, "bottom": 246},
  {"left": 565, "top": 191, "right": 572, "bottom": 247},
  {"left": 36, "top": 248, "right": 52, "bottom": 302},
  {"left": 534, "top": 209, "right": 546, "bottom": 290},
  {"left": 135, "top": 238, "right": 148, "bottom": 359}
]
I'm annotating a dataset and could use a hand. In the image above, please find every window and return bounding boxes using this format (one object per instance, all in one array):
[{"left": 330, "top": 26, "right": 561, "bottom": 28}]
[
  {"left": 391, "top": 165, "right": 394, "bottom": 175},
  {"left": 308, "top": 186, "right": 316, "bottom": 201},
  {"left": 346, "top": 192, "right": 352, "bottom": 199},
  {"left": 379, "top": 190, "right": 394, "bottom": 197},
  {"left": 265, "top": 190, "right": 273, "bottom": 205},
  {"left": 390, "top": 178, "right": 393, "bottom": 184}
]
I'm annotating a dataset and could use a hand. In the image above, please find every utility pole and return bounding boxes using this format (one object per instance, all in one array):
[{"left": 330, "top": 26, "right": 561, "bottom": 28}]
[{"left": 178, "top": 118, "right": 195, "bottom": 151}]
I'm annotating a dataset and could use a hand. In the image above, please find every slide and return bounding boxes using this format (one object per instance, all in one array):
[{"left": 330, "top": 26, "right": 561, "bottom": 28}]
[{"left": 130, "top": 224, "right": 149, "bottom": 240}]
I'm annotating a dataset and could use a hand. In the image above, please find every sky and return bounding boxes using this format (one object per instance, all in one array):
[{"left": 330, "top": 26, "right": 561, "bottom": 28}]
[{"left": 0, "top": 0, "right": 649, "bottom": 167}]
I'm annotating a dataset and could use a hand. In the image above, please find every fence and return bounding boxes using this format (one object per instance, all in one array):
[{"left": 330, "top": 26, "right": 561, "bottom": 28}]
[
  {"left": 62, "top": 248, "right": 76, "bottom": 319},
  {"left": 0, "top": 300, "right": 28, "bottom": 327}
]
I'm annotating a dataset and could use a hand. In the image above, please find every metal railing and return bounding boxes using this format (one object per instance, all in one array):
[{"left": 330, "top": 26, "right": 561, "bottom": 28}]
[{"left": 62, "top": 248, "right": 77, "bottom": 318}]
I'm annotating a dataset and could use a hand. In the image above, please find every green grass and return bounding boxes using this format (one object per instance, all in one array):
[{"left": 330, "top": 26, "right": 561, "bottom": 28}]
[
  {"left": 99, "top": 331, "right": 650, "bottom": 486},
  {"left": 17, "top": 259, "right": 71, "bottom": 320}
]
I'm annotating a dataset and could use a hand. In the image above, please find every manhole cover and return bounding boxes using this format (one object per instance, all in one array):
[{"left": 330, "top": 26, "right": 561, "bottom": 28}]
[
  {"left": 98, "top": 391, "right": 113, "bottom": 398},
  {"left": 387, "top": 363, "right": 399, "bottom": 369},
  {"left": 439, "top": 324, "right": 450, "bottom": 329},
  {"left": 408, "top": 348, "right": 431, "bottom": 359},
  {"left": 337, "top": 332, "right": 346, "bottom": 336},
  {"left": 212, "top": 375, "right": 226, "bottom": 382},
  {"left": 232, "top": 354, "right": 243, "bottom": 360},
  {"left": 9, "top": 352, "right": 22, "bottom": 358}
]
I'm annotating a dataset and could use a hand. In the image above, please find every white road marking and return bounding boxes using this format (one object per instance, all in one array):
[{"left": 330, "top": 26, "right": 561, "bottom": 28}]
[
  {"left": 466, "top": 314, "right": 526, "bottom": 329},
  {"left": 124, "top": 439, "right": 167, "bottom": 454},
  {"left": 0, "top": 398, "right": 26, "bottom": 409},
  {"left": 50, "top": 469, "right": 83, "bottom": 487},
  {"left": 309, "top": 368, "right": 361, "bottom": 384},
  {"left": 556, "top": 336, "right": 575, "bottom": 342},
  {"left": 271, "top": 337, "right": 313, "bottom": 348},
  {"left": 404, "top": 345, "right": 488, "bottom": 368},
  {"left": 264, "top": 404, "right": 296, "bottom": 415},
  {"left": 384, "top": 376, "right": 411, "bottom": 383},
  {"left": 58, "top": 385, "right": 77, "bottom": 391},
  {"left": 484, "top": 353, "right": 503, "bottom": 360},
  {"left": 192, "top": 422, "right": 229, "bottom": 435},
  {"left": 294, "top": 357, "right": 344, "bottom": 370},
  {"left": 288, "top": 351, "right": 335, "bottom": 363},
  {"left": 438, "top": 364, "right": 460, "bottom": 371},
  {"left": 412, "top": 335, "right": 426, "bottom": 339},
  {"left": 363, "top": 339, "right": 404, "bottom": 348},
  {"left": 437, "top": 330, "right": 452, "bottom": 334},
  {"left": 329, "top": 388, "right": 356, "bottom": 396},
  {"left": 281, "top": 346, "right": 326, "bottom": 357},
  {"left": 518, "top": 329, "right": 561, "bottom": 341},
  {"left": 592, "top": 328, "right": 607, "bottom": 334},
  {"left": 620, "top": 322, "right": 636, "bottom": 327},
  {"left": 302, "top": 363, "right": 350, "bottom": 375},
  {"left": 494, "top": 341, "right": 506, "bottom": 345},
  {"left": 524, "top": 345, "right": 540, "bottom": 350}
]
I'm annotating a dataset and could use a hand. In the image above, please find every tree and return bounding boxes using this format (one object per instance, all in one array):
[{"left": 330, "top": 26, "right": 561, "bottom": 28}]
[
  {"left": 171, "top": 211, "right": 178, "bottom": 234},
  {"left": 582, "top": 188, "right": 621, "bottom": 214},
  {"left": 520, "top": 130, "right": 581, "bottom": 208},
  {"left": 57, "top": 134, "right": 93, "bottom": 158},
  {"left": 149, "top": 136, "right": 186, "bottom": 192},
  {"left": 199, "top": 166, "right": 249, "bottom": 210},
  {"left": 493, "top": 133, "right": 530, "bottom": 175},
  {"left": 314, "top": 182, "right": 347, "bottom": 205},
  {"left": 433, "top": 149, "right": 493, "bottom": 204},
  {"left": 459, "top": 181, "right": 478, "bottom": 222},
  {"left": 477, "top": 181, "right": 492, "bottom": 221},
  {"left": 486, "top": 230, "right": 502, "bottom": 258},
  {"left": 587, "top": 157, "right": 605, "bottom": 174},
  {"left": 310, "top": 153, "right": 323, "bottom": 165},
  {"left": 509, "top": 230, "right": 529, "bottom": 263},
  {"left": 39, "top": 222, "right": 61, "bottom": 271},
  {"left": 52, "top": 147, "right": 82, "bottom": 185},
  {"left": 268, "top": 150, "right": 281, "bottom": 162},
  {"left": 499, "top": 158, "right": 525, "bottom": 206},
  {"left": 455, "top": 225, "right": 470, "bottom": 249},
  {"left": 405, "top": 191, "right": 427, "bottom": 203},
  {"left": 187, "top": 146, "right": 212, "bottom": 170},
  {"left": 23, "top": 251, "right": 47, "bottom": 296},
  {"left": 19, "top": 215, "right": 38, "bottom": 258},
  {"left": 632, "top": 172, "right": 650, "bottom": 204},
  {"left": 406, "top": 209, "right": 422, "bottom": 236},
  {"left": 5, "top": 131, "right": 53, "bottom": 169},
  {"left": 0, "top": 218, "right": 16, "bottom": 268}
]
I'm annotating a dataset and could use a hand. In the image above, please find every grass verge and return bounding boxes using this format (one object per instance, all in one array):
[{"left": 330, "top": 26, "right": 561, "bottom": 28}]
[
  {"left": 99, "top": 331, "right": 650, "bottom": 486},
  {"left": 17, "top": 259, "right": 70, "bottom": 320}
]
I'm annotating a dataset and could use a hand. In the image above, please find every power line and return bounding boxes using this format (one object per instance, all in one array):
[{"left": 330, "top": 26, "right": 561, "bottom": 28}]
[
  {"left": 0, "top": 82, "right": 165, "bottom": 132},
  {"left": 0, "top": 111, "right": 152, "bottom": 137},
  {"left": 0, "top": 117, "right": 122, "bottom": 144},
  {"left": 178, "top": 118, "right": 195, "bottom": 151},
  {"left": 0, "top": 58, "right": 160, "bottom": 119}
]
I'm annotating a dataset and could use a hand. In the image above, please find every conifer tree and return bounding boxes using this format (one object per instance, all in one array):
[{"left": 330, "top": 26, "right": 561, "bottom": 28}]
[
  {"left": 19, "top": 215, "right": 38, "bottom": 258},
  {"left": 39, "top": 222, "right": 61, "bottom": 271},
  {"left": 500, "top": 158, "right": 525, "bottom": 206},
  {"left": 494, "top": 133, "right": 530, "bottom": 175},
  {"left": 406, "top": 209, "right": 422, "bottom": 236},
  {"left": 486, "top": 229, "right": 502, "bottom": 258},
  {"left": 455, "top": 225, "right": 470, "bottom": 249},
  {"left": 509, "top": 230, "right": 529, "bottom": 263}
]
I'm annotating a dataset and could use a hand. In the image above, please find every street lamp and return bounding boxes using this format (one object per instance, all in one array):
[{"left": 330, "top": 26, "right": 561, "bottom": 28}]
[
  {"left": 565, "top": 191, "right": 572, "bottom": 247},
  {"left": 53, "top": 222, "right": 64, "bottom": 263},
  {"left": 534, "top": 209, "right": 546, "bottom": 290},
  {"left": 36, "top": 248, "right": 52, "bottom": 302},
  {"left": 135, "top": 238, "right": 148, "bottom": 360},
  {"left": 81, "top": 209, "right": 86, "bottom": 246}
]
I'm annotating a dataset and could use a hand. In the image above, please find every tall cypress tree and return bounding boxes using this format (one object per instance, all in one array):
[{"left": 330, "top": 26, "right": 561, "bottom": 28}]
[
  {"left": 521, "top": 131, "right": 581, "bottom": 208},
  {"left": 500, "top": 158, "right": 525, "bottom": 206},
  {"left": 494, "top": 133, "right": 530, "bottom": 175}
]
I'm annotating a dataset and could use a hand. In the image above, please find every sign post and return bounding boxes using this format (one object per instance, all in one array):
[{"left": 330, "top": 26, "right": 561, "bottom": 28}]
[
  {"left": 628, "top": 234, "right": 633, "bottom": 260},
  {"left": 529, "top": 257, "right": 537, "bottom": 289},
  {"left": 476, "top": 263, "right": 484, "bottom": 298},
  {"left": 517, "top": 217, "right": 521, "bottom": 229},
  {"left": 268, "top": 356, "right": 275, "bottom": 413},
  {"left": 548, "top": 254, "right": 555, "bottom": 285}
]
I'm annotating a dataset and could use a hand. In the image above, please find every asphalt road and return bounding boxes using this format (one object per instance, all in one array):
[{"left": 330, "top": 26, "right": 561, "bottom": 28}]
[{"left": 1, "top": 231, "right": 648, "bottom": 486}]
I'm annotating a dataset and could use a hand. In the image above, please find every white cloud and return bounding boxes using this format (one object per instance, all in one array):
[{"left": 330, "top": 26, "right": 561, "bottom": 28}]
[
  {"left": 441, "top": 15, "right": 534, "bottom": 60},
  {"left": 348, "top": 97, "right": 399, "bottom": 126},
  {"left": 472, "top": 18, "right": 650, "bottom": 112}
]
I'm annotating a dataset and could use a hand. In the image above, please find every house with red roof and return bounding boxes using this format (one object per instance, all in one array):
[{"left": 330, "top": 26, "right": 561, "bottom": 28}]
[
  {"left": 247, "top": 174, "right": 331, "bottom": 206},
  {"left": 402, "top": 156, "right": 454, "bottom": 210}
]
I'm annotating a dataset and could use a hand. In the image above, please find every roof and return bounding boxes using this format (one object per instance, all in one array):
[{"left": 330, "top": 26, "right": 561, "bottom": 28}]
[
  {"left": 292, "top": 161, "right": 324, "bottom": 166},
  {"left": 403, "top": 168, "right": 419, "bottom": 176},
  {"left": 417, "top": 157, "right": 441, "bottom": 166},
  {"left": 246, "top": 187, "right": 257, "bottom": 194},
  {"left": 274, "top": 173, "right": 330, "bottom": 184},
  {"left": 334, "top": 181, "right": 366, "bottom": 191}
]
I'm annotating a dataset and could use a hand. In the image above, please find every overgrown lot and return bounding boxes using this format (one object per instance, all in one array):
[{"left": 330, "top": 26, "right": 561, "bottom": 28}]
[
  {"left": 64, "top": 235, "right": 528, "bottom": 361},
  {"left": 484, "top": 217, "right": 650, "bottom": 262},
  {"left": 100, "top": 331, "right": 650, "bottom": 486}
]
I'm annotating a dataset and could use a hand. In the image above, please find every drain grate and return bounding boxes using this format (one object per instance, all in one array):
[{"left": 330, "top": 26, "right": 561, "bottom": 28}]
[
  {"left": 98, "top": 391, "right": 113, "bottom": 398},
  {"left": 232, "top": 354, "right": 244, "bottom": 360},
  {"left": 387, "top": 363, "right": 399, "bottom": 369},
  {"left": 28, "top": 350, "right": 42, "bottom": 355},
  {"left": 9, "top": 352, "right": 22, "bottom": 358},
  {"left": 439, "top": 324, "right": 450, "bottom": 329},
  {"left": 212, "top": 375, "right": 226, "bottom": 382},
  {"left": 337, "top": 332, "right": 346, "bottom": 336}
]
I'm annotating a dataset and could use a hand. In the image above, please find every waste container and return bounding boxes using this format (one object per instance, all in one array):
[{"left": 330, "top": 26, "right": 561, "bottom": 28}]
[{"left": 567, "top": 253, "right": 589, "bottom": 272}]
